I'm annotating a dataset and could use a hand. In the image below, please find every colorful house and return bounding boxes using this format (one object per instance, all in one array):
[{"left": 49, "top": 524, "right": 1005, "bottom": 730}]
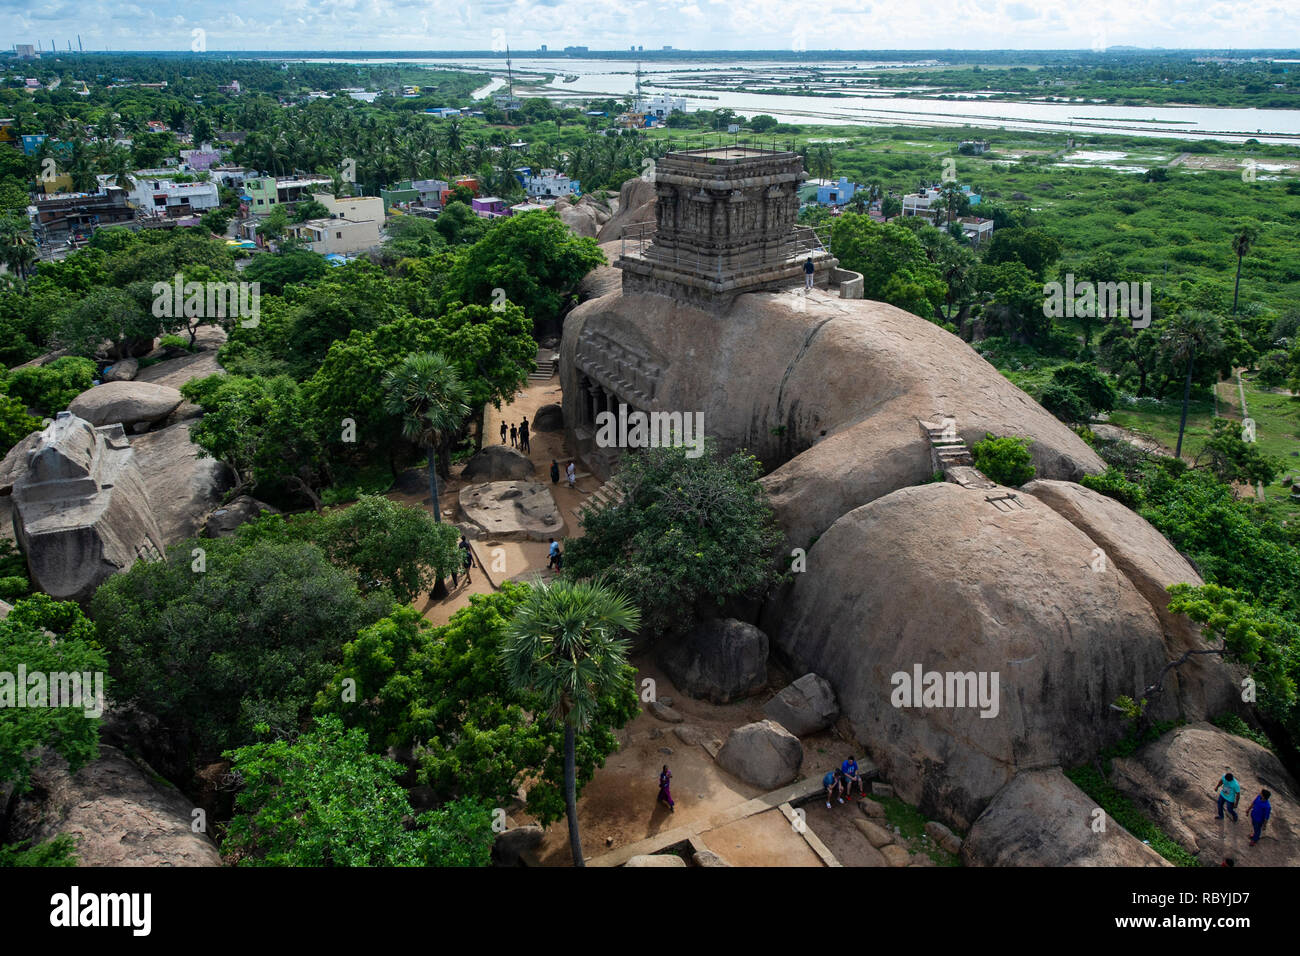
[{"left": 471, "top": 196, "right": 509, "bottom": 218}]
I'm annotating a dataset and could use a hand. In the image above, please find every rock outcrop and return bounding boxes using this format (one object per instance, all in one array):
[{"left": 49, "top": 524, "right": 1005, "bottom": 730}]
[
  {"left": 557, "top": 195, "right": 611, "bottom": 239},
  {"left": 204, "top": 495, "right": 279, "bottom": 538},
  {"left": 596, "top": 177, "right": 656, "bottom": 243},
  {"left": 763, "top": 673, "right": 840, "bottom": 737},
  {"left": 657, "top": 617, "right": 769, "bottom": 704},
  {"left": 460, "top": 445, "right": 535, "bottom": 482},
  {"left": 0, "top": 431, "right": 43, "bottom": 495},
  {"left": 773, "top": 480, "right": 1216, "bottom": 829},
  {"left": 11, "top": 414, "right": 164, "bottom": 604},
  {"left": 715, "top": 719, "right": 802, "bottom": 789},
  {"left": 459, "top": 480, "right": 565, "bottom": 541},
  {"left": 129, "top": 421, "right": 235, "bottom": 546},
  {"left": 68, "top": 381, "right": 183, "bottom": 431},
  {"left": 962, "top": 768, "right": 1170, "bottom": 867},
  {"left": 532, "top": 404, "right": 565, "bottom": 433},
  {"left": 102, "top": 357, "right": 138, "bottom": 382},
  {"left": 8, "top": 745, "right": 221, "bottom": 867},
  {"left": 1108, "top": 722, "right": 1299, "bottom": 866}
]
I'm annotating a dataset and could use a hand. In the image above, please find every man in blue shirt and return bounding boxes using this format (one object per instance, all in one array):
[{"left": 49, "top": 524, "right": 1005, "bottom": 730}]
[
  {"left": 823, "top": 769, "right": 844, "bottom": 808},
  {"left": 1213, "top": 771, "right": 1241, "bottom": 822},
  {"left": 547, "top": 537, "right": 562, "bottom": 572},
  {"left": 1249, "top": 789, "right": 1272, "bottom": 846},
  {"left": 841, "top": 756, "right": 865, "bottom": 798}
]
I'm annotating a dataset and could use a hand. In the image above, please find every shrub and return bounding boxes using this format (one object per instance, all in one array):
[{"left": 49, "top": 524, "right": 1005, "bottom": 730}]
[
  {"left": 972, "top": 434, "right": 1036, "bottom": 486},
  {"left": 1080, "top": 467, "right": 1145, "bottom": 510}
]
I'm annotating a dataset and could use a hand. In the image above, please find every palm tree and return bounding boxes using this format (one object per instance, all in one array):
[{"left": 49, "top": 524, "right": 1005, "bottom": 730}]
[
  {"left": 1164, "top": 310, "right": 1224, "bottom": 458},
  {"left": 1230, "top": 221, "right": 1259, "bottom": 316},
  {"left": 503, "top": 578, "right": 641, "bottom": 867},
  {"left": 0, "top": 219, "right": 37, "bottom": 280},
  {"left": 382, "top": 351, "right": 470, "bottom": 525}
]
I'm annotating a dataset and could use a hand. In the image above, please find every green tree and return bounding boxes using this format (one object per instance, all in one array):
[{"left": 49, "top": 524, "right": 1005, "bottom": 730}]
[
  {"left": 564, "top": 442, "right": 786, "bottom": 638},
  {"left": 1162, "top": 310, "right": 1224, "bottom": 458},
  {"left": 0, "top": 596, "right": 105, "bottom": 793},
  {"left": 1230, "top": 220, "right": 1259, "bottom": 317},
  {"left": 315, "top": 495, "right": 461, "bottom": 604},
  {"left": 1193, "top": 418, "right": 1282, "bottom": 487},
  {"left": 504, "top": 578, "right": 641, "bottom": 867},
  {"left": 317, "top": 590, "right": 638, "bottom": 827},
  {"left": 0, "top": 393, "right": 41, "bottom": 457},
  {"left": 223, "top": 714, "right": 494, "bottom": 866},
  {"left": 983, "top": 227, "right": 1062, "bottom": 280},
  {"left": 382, "top": 352, "right": 470, "bottom": 529},
  {"left": 53, "top": 287, "right": 162, "bottom": 359},
  {"left": 830, "top": 215, "right": 946, "bottom": 319},
  {"left": 183, "top": 374, "right": 327, "bottom": 509},
  {"left": 440, "top": 211, "right": 604, "bottom": 332},
  {"left": 972, "top": 434, "right": 1036, "bottom": 486},
  {"left": 90, "top": 536, "right": 392, "bottom": 772}
]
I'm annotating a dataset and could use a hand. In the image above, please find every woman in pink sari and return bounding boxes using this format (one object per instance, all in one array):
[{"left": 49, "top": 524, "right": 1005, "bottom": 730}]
[{"left": 657, "top": 765, "right": 675, "bottom": 812}]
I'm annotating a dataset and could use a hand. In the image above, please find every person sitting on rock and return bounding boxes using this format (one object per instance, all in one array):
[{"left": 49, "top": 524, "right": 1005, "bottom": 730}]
[
  {"left": 823, "top": 768, "right": 844, "bottom": 808},
  {"left": 841, "top": 755, "right": 865, "bottom": 798}
]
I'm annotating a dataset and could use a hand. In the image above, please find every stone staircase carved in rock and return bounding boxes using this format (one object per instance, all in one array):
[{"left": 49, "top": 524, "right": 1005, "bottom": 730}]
[
  {"left": 573, "top": 477, "right": 627, "bottom": 521},
  {"left": 919, "top": 418, "right": 997, "bottom": 491}
]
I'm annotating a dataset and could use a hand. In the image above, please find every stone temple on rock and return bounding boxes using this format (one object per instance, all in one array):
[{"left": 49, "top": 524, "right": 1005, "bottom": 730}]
[{"left": 615, "top": 147, "right": 861, "bottom": 306}]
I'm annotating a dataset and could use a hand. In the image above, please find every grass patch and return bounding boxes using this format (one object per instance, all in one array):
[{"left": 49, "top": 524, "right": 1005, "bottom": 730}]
[
  {"left": 869, "top": 795, "right": 962, "bottom": 867},
  {"left": 1064, "top": 765, "right": 1199, "bottom": 866},
  {"left": 1210, "top": 713, "right": 1275, "bottom": 752}
]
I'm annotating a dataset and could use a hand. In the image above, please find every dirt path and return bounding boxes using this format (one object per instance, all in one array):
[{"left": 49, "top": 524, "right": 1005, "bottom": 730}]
[{"left": 386, "top": 372, "right": 613, "bottom": 628}]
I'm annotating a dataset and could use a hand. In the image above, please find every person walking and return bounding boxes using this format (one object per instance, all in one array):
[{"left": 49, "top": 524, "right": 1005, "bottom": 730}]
[
  {"left": 1214, "top": 771, "right": 1242, "bottom": 822},
  {"left": 566, "top": 460, "right": 576, "bottom": 488},
  {"left": 519, "top": 419, "right": 530, "bottom": 453},
  {"left": 657, "top": 765, "right": 675, "bottom": 812},
  {"left": 509, "top": 423, "right": 518, "bottom": 448},
  {"left": 1249, "top": 789, "right": 1272, "bottom": 846},
  {"left": 547, "top": 537, "right": 562, "bottom": 572},
  {"left": 458, "top": 535, "right": 475, "bottom": 586},
  {"left": 803, "top": 255, "right": 814, "bottom": 291},
  {"left": 550, "top": 459, "right": 560, "bottom": 484},
  {"left": 500, "top": 420, "right": 507, "bottom": 444}
]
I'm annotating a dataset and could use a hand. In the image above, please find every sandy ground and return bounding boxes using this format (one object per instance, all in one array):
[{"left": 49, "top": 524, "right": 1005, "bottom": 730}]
[
  {"left": 385, "top": 372, "right": 607, "bottom": 628},
  {"left": 527, "top": 659, "right": 864, "bottom": 866}
]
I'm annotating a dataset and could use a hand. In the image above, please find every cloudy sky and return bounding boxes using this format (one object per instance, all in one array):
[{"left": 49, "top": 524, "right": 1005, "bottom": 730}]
[{"left": 4, "top": 0, "right": 1297, "bottom": 52}]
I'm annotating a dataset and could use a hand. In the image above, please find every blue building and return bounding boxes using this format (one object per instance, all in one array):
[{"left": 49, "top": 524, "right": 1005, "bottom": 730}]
[
  {"left": 816, "top": 177, "right": 861, "bottom": 206},
  {"left": 20, "top": 134, "right": 47, "bottom": 155}
]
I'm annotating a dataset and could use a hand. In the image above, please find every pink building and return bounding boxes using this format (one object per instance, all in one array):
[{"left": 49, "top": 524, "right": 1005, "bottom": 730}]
[{"left": 471, "top": 196, "right": 509, "bottom": 218}]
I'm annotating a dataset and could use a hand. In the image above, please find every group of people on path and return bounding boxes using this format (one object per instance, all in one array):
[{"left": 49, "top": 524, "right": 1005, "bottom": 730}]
[
  {"left": 823, "top": 756, "right": 866, "bottom": 808},
  {"left": 549, "top": 458, "right": 577, "bottom": 488},
  {"left": 501, "top": 418, "right": 531, "bottom": 453},
  {"left": 1213, "top": 770, "right": 1272, "bottom": 847}
]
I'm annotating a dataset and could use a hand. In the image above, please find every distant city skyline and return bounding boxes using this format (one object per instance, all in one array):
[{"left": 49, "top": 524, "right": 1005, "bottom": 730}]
[{"left": 3, "top": 1, "right": 1298, "bottom": 54}]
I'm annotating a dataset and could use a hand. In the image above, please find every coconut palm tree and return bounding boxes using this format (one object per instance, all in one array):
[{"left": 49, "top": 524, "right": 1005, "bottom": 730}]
[
  {"left": 382, "top": 351, "right": 470, "bottom": 524},
  {"left": 0, "top": 218, "right": 37, "bottom": 280},
  {"left": 1164, "top": 309, "right": 1224, "bottom": 458},
  {"left": 503, "top": 578, "right": 641, "bottom": 867},
  {"left": 1230, "top": 221, "right": 1259, "bottom": 316}
]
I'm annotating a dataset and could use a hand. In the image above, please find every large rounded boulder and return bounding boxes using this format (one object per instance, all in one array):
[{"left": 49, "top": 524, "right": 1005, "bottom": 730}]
[
  {"left": 772, "top": 480, "right": 1221, "bottom": 830},
  {"left": 657, "top": 617, "right": 769, "bottom": 704},
  {"left": 460, "top": 445, "right": 535, "bottom": 482},
  {"left": 68, "top": 381, "right": 183, "bottom": 430},
  {"left": 716, "top": 719, "right": 803, "bottom": 789}
]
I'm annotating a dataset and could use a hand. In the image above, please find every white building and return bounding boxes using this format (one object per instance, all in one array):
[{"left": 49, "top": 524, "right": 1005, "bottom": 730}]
[
  {"left": 288, "top": 217, "right": 381, "bottom": 255},
  {"left": 636, "top": 93, "right": 688, "bottom": 119},
  {"left": 126, "top": 177, "right": 220, "bottom": 217},
  {"left": 522, "top": 168, "right": 580, "bottom": 198}
]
